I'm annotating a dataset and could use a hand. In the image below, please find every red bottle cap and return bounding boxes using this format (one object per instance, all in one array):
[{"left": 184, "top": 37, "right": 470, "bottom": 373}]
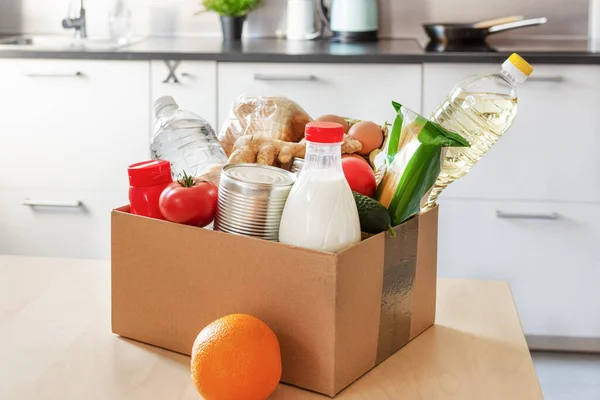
[
  {"left": 128, "top": 160, "right": 172, "bottom": 187},
  {"left": 305, "top": 122, "right": 344, "bottom": 144}
]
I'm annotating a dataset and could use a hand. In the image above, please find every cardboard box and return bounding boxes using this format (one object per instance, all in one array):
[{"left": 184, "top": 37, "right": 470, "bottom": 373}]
[{"left": 111, "top": 205, "right": 438, "bottom": 397}]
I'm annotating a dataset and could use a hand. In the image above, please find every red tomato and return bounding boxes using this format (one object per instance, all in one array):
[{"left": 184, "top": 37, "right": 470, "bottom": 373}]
[
  {"left": 159, "top": 175, "right": 218, "bottom": 227},
  {"left": 342, "top": 157, "right": 377, "bottom": 198},
  {"left": 342, "top": 154, "right": 370, "bottom": 164}
]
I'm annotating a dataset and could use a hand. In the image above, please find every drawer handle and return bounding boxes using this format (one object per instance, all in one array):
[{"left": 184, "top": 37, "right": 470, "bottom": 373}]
[
  {"left": 253, "top": 74, "right": 317, "bottom": 82},
  {"left": 25, "top": 72, "right": 84, "bottom": 78},
  {"left": 496, "top": 210, "right": 559, "bottom": 220},
  {"left": 23, "top": 199, "right": 83, "bottom": 208},
  {"left": 527, "top": 76, "right": 565, "bottom": 83}
]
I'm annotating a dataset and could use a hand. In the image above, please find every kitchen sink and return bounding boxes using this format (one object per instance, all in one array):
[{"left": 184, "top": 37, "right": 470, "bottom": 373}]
[{"left": 0, "top": 35, "right": 137, "bottom": 50}]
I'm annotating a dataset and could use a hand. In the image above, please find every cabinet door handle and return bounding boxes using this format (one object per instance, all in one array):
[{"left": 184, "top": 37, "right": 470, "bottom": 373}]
[
  {"left": 23, "top": 199, "right": 83, "bottom": 208},
  {"left": 25, "top": 72, "right": 84, "bottom": 78},
  {"left": 496, "top": 210, "right": 559, "bottom": 220},
  {"left": 253, "top": 74, "right": 317, "bottom": 82},
  {"left": 528, "top": 76, "right": 565, "bottom": 83}
]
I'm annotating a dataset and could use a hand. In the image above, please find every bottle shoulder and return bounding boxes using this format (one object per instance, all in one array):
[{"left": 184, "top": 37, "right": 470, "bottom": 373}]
[{"left": 456, "top": 72, "right": 517, "bottom": 98}]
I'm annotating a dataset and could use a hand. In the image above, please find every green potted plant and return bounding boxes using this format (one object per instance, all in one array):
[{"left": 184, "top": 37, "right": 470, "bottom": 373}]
[{"left": 200, "top": 0, "right": 261, "bottom": 41}]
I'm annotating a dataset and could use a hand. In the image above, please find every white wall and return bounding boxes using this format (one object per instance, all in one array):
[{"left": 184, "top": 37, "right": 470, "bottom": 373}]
[{"left": 0, "top": 0, "right": 589, "bottom": 39}]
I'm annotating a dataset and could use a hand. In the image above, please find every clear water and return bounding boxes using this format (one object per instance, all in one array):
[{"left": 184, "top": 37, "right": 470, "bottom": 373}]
[
  {"left": 422, "top": 89, "right": 518, "bottom": 210},
  {"left": 151, "top": 117, "right": 228, "bottom": 180}
]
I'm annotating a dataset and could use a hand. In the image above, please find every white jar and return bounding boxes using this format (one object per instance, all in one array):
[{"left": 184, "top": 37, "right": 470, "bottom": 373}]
[{"left": 279, "top": 122, "right": 361, "bottom": 252}]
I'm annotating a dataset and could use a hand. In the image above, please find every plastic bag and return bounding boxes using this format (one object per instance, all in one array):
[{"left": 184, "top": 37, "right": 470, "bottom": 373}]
[
  {"left": 376, "top": 102, "right": 469, "bottom": 226},
  {"left": 218, "top": 96, "right": 312, "bottom": 156}
]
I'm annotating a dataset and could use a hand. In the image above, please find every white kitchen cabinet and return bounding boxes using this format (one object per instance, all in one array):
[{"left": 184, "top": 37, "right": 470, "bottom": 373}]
[
  {"left": 217, "top": 63, "right": 422, "bottom": 131},
  {"left": 437, "top": 199, "right": 600, "bottom": 339},
  {"left": 150, "top": 60, "right": 217, "bottom": 130},
  {"left": 0, "top": 187, "right": 126, "bottom": 259},
  {"left": 0, "top": 59, "right": 150, "bottom": 259},
  {"left": 423, "top": 63, "right": 600, "bottom": 202}
]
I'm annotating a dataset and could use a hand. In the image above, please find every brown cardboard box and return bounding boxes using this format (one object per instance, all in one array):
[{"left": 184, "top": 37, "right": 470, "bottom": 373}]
[{"left": 111, "top": 206, "right": 438, "bottom": 397}]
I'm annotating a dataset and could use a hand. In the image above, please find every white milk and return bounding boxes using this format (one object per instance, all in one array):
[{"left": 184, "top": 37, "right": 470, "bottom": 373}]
[{"left": 279, "top": 169, "right": 361, "bottom": 253}]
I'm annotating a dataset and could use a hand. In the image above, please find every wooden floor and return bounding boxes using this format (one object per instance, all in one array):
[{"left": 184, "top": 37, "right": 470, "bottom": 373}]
[{"left": 532, "top": 352, "right": 600, "bottom": 400}]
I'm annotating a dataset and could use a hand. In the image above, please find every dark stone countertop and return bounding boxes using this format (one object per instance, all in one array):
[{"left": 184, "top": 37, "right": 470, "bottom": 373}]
[{"left": 0, "top": 36, "right": 599, "bottom": 64}]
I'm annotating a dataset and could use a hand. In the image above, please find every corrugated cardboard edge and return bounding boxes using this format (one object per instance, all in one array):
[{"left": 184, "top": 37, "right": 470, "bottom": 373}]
[
  {"left": 332, "top": 234, "right": 385, "bottom": 396},
  {"left": 409, "top": 206, "right": 438, "bottom": 339}
]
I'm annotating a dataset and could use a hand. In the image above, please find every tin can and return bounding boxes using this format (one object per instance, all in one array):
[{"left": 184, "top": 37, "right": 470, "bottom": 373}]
[
  {"left": 291, "top": 158, "right": 304, "bottom": 175},
  {"left": 214, "top": 164, "right": 296, "bottom": 241}
]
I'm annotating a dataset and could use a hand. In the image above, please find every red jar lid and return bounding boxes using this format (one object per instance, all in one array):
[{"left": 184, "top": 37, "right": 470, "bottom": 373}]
[
  {"left": 128, "top": 160, "right": 172, "bottom": 187},
  {"left": 305, "top": 122, "right": 344, "bottom": 144}
]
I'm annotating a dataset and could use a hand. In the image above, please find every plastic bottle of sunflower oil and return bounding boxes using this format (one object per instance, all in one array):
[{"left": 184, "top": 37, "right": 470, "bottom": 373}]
[{"left": 422, "top": 53, "right": 533, "bottom": 211}]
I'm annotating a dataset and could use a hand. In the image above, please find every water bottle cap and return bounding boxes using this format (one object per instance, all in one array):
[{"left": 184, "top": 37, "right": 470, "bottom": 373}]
[
  {"left": 305, "top": 122, "right": 344, "bottom": 144},
  {"left": 128, "top": 160, "right": 172, "bottom": 187},
  {"left": 154, "top": 96, "right": 178, "bottom": 118}
]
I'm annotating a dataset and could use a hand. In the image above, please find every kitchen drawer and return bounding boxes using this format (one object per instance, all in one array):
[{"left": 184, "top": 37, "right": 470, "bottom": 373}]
[
  {"left": 0, "top": 186, "right": 127, "bottom": 260},
  {"left": 150, "top": 60, "right": 217, "bottom": 130},
  {"left": 437, "top": 199, "right": 600, "bottom": 338},
  {"left": 424, "top": 64, "right": 600, "bottom": 202},
  {"left": 0, "top": 59, "right": 150, "bottom": 190},
  {"left": 217, "top": 63, "right": 422, "bottom": 131}
]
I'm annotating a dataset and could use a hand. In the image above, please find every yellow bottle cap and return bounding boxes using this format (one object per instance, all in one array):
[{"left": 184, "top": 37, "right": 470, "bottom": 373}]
[{"left": 509, "top": 53, "right": 533, "bottom": 76}]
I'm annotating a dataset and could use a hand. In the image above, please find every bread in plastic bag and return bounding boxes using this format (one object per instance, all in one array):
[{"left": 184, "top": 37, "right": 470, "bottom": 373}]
[{"left": 218, "top": 96, "right": 313, "bottom": 156}]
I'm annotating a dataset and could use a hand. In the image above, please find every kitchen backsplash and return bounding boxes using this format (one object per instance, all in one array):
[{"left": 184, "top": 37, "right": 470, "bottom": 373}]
[{"left": 0, "top": 0, "right": 589, "bottom": 39}]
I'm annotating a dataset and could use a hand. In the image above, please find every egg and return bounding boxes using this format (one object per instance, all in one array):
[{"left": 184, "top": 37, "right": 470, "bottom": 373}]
[
  {"left": 315, "top": 114, "right": 350, "bottom": 133},
  {"left": 348, "top": 121, "right": 384, "bottom": 156}
]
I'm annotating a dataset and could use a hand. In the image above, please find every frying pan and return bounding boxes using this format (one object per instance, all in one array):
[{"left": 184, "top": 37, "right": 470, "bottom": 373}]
[{"left": 424, "top": 17, "right": 547, "bottom": 44}]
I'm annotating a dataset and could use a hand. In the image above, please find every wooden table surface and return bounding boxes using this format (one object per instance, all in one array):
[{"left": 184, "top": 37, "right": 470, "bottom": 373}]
[{"left": 0, "top": 255, "right": 543, "bottom": 400}]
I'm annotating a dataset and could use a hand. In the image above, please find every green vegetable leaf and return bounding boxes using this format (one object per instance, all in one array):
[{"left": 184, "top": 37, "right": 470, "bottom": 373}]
[
  {"left": 199, "top": 0, "right": 260, "bottom": 17},
  {"left": 386, "top": 103, "right": 403, "bottom": 165},
  {"left": 417, "top": 116, "right": 470, "bottom": 147},
  {"left": 387, "top": 145, "right": 442, "bottom": 226},
  {"left": 383, "top": 102, "right": 471, "bottom": 225}
]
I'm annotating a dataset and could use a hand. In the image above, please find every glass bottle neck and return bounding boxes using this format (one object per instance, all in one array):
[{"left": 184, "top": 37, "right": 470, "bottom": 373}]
[{"left": 303, "top": 141, "right": 343, "bottom": 175}]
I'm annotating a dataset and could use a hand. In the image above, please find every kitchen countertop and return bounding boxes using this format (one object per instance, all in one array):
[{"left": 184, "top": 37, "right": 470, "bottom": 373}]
[
  {"left": 0, "top": 36, "right": 599, "bottom": 64},
  {"left": 0, "top": 255, "right": 543, "bottom": 399}
]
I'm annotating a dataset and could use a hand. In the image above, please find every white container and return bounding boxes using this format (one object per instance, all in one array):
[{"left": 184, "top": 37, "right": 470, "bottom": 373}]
[
  {"left": 286, "top": 0, "right": 321, "bottom": 40},
  {"left": 279, "top": 122, "right": 361, "bottom": 252}
]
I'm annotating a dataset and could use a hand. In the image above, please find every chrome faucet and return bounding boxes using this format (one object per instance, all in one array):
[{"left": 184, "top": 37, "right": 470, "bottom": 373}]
[{"left": 62, "top": 0, "right": 87, "bottom": 39}]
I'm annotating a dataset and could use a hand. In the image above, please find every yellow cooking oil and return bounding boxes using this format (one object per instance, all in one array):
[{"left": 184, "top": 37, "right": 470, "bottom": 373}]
[{"left": 422, "top": 54, "right": 532, "bottom": 211}]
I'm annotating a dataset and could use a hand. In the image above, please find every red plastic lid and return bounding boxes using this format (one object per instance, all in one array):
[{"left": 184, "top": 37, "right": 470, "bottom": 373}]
[
  {"left": 305, "top": 122, "right": 344, "bottom": 144},
  {"left": 128, "top": 160, "right": 172, "bottom": 187}
]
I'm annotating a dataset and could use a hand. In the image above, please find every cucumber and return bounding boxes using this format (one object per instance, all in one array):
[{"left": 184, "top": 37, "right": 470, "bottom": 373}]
[{"left": 353, "top": 192, "right": 396, "bottom": 237}]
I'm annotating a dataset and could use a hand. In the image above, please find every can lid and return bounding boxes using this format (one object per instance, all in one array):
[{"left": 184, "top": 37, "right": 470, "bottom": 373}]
[
  {"left": 128, "top": 160, "right": 172, "bottom": 187},
  {"left": 305, "top": 122, "right": 344, "bottom": 144}
]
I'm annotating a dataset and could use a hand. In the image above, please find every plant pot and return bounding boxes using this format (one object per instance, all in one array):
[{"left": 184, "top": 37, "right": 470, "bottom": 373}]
[{"left": 220, "top": 15, "right": 246, "bottom": 42}]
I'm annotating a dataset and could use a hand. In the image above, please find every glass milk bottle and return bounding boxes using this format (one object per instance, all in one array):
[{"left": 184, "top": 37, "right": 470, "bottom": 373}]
[{"left": 279, "top": 122, "right": 361, "bottom": 252}]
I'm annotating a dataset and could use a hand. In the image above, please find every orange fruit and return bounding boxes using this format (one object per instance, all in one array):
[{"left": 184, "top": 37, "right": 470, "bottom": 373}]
[{"left": 191, "top": 314, "right": 282, "bottom": 400}]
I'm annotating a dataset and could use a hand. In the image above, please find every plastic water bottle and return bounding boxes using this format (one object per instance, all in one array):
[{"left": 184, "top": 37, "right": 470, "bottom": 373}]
[
  {"left": 422, "top": 53, "right": 533, "bottom": 211},
  {"left": 151, "top": 96, "right": 227, "bottom": 179}
]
